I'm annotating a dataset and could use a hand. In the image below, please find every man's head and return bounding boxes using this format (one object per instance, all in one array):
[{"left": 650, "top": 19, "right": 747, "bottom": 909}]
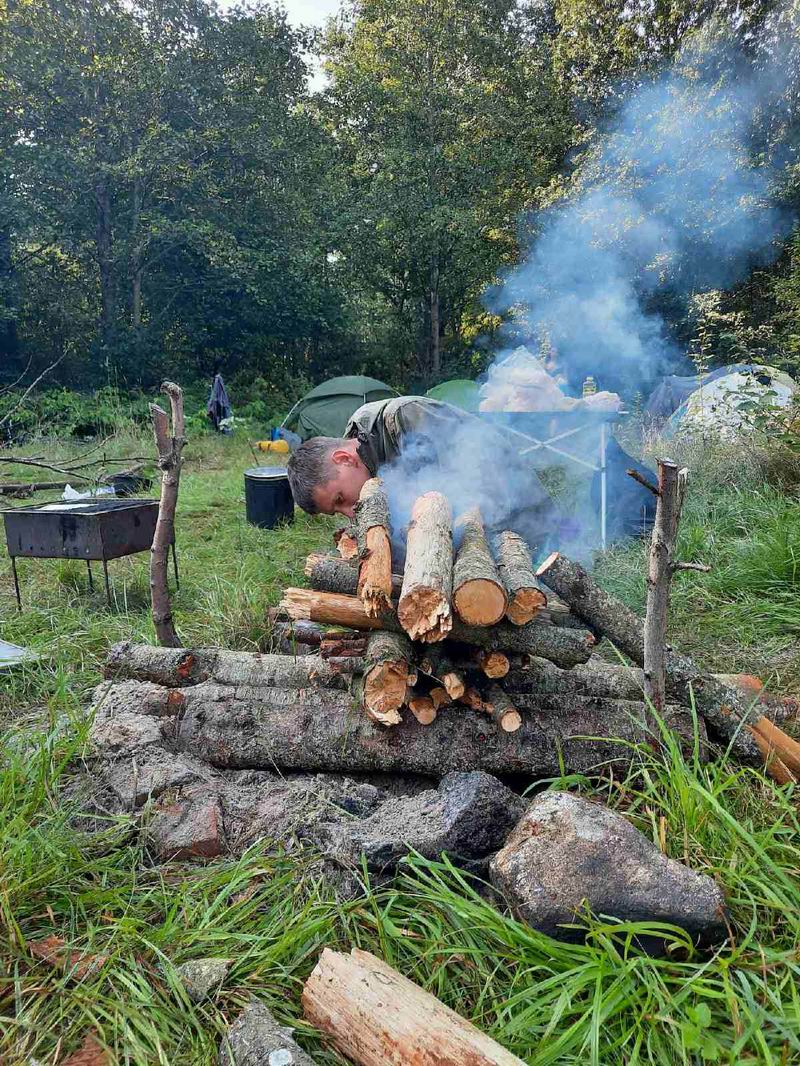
[{"left": 287, "top": 436, "right": 371, "bottom": 518}]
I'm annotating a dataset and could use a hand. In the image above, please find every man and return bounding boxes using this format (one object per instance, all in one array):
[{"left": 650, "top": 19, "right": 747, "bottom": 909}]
[{"left": 287, "top": 395, "right": 566, "bottom": 552}]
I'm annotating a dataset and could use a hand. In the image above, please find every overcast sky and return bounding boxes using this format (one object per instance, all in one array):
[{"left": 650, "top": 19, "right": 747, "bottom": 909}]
[{"left": 278, "top": 0, "right": 341, "bottom": 24}]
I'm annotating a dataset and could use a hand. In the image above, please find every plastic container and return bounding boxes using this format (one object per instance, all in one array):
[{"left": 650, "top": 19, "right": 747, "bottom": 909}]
[{"left": 244, "top": 467, "right": 294, "bottom": 529}]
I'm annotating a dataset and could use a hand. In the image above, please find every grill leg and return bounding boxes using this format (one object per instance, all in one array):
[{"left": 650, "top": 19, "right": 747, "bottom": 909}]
[
  {"left": 86, "top": 560, "right": 94, "bottom": 592},
  {"left": 171, "top": 540, "right": 180, "bottom": 591},
  {"left": 11, "top": 556, "right": 21, "bottom": 611},
  {"left": 102, "top": 559, "right": 111, "bottom": 606}
]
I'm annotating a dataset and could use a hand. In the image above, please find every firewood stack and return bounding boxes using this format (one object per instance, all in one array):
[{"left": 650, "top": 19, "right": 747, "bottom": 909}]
[{"left": 279, "top": 482, "right": 640, "bottom": 736}]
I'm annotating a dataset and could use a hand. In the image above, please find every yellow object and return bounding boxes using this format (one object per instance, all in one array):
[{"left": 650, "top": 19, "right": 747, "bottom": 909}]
[
  {"left": 582, "top": 376, "right": 597, "bottom": 397},
  {"left": 256, "top": 439, "right": 290, "bottom": 454}
]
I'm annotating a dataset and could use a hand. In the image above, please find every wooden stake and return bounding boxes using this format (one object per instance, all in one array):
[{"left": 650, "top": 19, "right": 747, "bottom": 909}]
[
  {"left": 355, "top": 478, "right": 393, "bottom": 617},
  {"left": 452, "top": 507, "right": 507, "bottom": 626},
  {"left": 398, "top": 492, "right": 453, "bottom": 642},
  {"left": 149, "top": 382, "right": 185, "bottom": 648},
  {"left": 301, "top": 948, "right": 526, "bottom": 1066}
]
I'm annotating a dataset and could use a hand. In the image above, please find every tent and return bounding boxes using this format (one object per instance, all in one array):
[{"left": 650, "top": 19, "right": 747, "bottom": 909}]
[
  {"left": 645, "top": 364, "right": 767, "bottom": 421},
  {"left": 282, "top": 375, "right": 397, "bottom": 441},
  {"left": 425, "top": 378, "right": 481, "bottom": 412},
  {"left": 665, "top": 364, "right": 796, "bottom": 438}
]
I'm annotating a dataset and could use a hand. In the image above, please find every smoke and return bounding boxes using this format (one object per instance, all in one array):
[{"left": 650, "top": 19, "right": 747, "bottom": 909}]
[{"left": 486, "top": 36, "right": 796, "bottom": 395}]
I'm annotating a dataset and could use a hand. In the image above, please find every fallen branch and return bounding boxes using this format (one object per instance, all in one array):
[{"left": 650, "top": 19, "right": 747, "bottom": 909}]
[{"left": 150, "top": 382, "right": 185, "bottom": 648}]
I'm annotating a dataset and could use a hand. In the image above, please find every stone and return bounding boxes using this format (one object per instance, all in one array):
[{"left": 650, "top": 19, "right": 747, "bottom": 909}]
[
  {"left": 219, "top": 998, "right": 318, "bottom": 1065},
  {"left": 326, "top": 771, "right": 527, "bottom": 872},
  {"left": 105, "top": 749, "right": 212, "bottom": 810},
  {"left": 90, "top": 710, "right": 164, "bottom": 756},
  {"left": 490, "top": 791, "right": 728, "bottom": 944},
  {"left": 176, "top": 957, "right": 231, "bottom": 1003},
  {"left": 148, "top": 785, "right": 225, "bottom": 860}
]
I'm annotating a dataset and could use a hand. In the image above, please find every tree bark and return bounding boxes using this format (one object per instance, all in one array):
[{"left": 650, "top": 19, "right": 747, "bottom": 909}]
[
  {"left": 280, "top": 588, "right": 594, "bottom": 668},
  {"left": 94, "top": 177, "right": 115, "bottom": 352},
  {"left": 168, "top": 682, "right": 668, "bottom": 777},
  {"left": 362, "top": 630, "right": 414, "bottom": 726},
  {"left": 398, "top": 492, "right": 453, "bottom": 642},
  {"left": 452, "top": 507, "right": 507, "bottom": 626},
  {"left": 536, "top": 552, "right": 765, "bottom": 764},
  {"left": 642, "top": 460, "right": 687, "bottom": 712},
  {"left": 149, "top": 382, "right": 185, "bottom": 648},
  {"left": 301, "top": 949, "right": 525, "bottom": 1066},
  {"left": 494, "top": 531, "right": 547, "bottom": 625},
  {"left": 484, "top": 683, "right": 522, "bottom": 733},
  {"left": 355, "top": 478, "right": 393, "bottom": 617}
]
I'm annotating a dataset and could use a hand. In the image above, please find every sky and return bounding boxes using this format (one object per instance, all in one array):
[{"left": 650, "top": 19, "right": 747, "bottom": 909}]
[{"left": 278, "top": 0, "right": 340, "bottom": 23}]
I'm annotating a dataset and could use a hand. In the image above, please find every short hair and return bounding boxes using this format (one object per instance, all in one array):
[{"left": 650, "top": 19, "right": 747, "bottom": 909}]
[{"left": 287, "top": 436, "right": 343, "bottom": 514}]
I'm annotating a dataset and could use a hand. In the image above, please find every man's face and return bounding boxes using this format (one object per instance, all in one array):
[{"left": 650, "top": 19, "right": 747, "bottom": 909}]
[{"left": 313, "top": 446, "right": 371, "bottom": 518}]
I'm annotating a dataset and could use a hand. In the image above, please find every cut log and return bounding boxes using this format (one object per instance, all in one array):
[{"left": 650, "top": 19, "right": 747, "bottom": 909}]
[
  {"left": 408, "top": 695, "right": 437, "bottom": 725},
  {"left": 452, "top": 507, "right": 507, "bottom": 626},
  {"left": 305, "top": 552, "right": 402, "bottom": 598},
  {"left": 494, "top": 530, "right": 547, "bottom": 625},
  {"left": 104, "top": 642, "right": 351, "bottom": 689},
  {"left": 430, "top": 686, "right": 452, "bottom": 710},
  {"left": 475, "top": 650, "right": 510, "bottom": 679},
  {"left": 268, "top": 612, "right": 328, "bottom": 648},
  {"left": 398, "top": 492, "right": 453, "bottom": 642},
  {"left": 280, "top": 589, "right": 594, "bottom": 669},
  {"left": 484, "top": 684, "right": 522, "bottom": 733},
  {"left": 355, "top": 478, "right": 393, "bottom": 617},
  {"left": 536, "top": 552, "right": 765, "bottom": 765},
  {"left": 334, "top": 526, "right": 358, "bottom": 560},
  {"left": 460, "top": 686, "right": 491, "bottom": 714},
  {"left": 301, "top": 948, "right": 526, "bottom": 1066},
  {"left": 319, "top": 636, "right": 368, "bottom": 659},
  {"left": 362, "top": 631, "right": 414, "bottom": 726},
  {"left": 171, "top": 681, "right": 681, "bottom": 777}
]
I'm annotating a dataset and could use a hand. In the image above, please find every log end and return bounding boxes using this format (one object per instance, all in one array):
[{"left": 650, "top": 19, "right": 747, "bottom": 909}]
[
  {"left": 535, "top": 551, "right": 561, "bottom": 578},
  {"left": 453, "top": 579, "right": 508, "bottom": 627},
  {"left": 398, "top": 588, "right": 453, "bottom": 642},
  {"left": 506, "top": 588, "right": 547, "bottom": 626},
  {"left": 408, "top": 696, "right": 437, "bottom": 725}
]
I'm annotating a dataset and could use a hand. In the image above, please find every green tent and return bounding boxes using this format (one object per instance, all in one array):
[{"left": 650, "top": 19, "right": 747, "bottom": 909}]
[
  {"left": 425, "top": 378, "right": 480, "bottom": 412},
  {"left": 283, "top": 375, "right": 397, "bottom": 440}
]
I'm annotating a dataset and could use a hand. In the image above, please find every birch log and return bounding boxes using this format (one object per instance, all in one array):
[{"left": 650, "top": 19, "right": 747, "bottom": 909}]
[
  {"left": 149, "top": 382, "right": 185, "bottom": 648},
  {"left": 452, "top": 507, "right": 507, "bottom": 625},
  {"left": 355, "top": 478, "right": 393, "bottom": 617},
  {"left": 398, "top": 492, "right": 453, "bottom": 642},
  {"left": 494, "top": 530, "right": 547, "bottom": 625},
  {"left": 301, "top": 949, "right": 526, "bottom": 1066}
]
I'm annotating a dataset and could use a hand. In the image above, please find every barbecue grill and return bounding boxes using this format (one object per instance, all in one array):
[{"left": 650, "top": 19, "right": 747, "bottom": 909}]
[{"left": 1, "top": 498, "right": 178, "bottom": 608}]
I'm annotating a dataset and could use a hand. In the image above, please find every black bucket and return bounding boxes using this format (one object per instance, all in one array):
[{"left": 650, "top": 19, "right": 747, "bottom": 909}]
[{"left": 244, "top": 467, "right": 295, "bottom": 529}]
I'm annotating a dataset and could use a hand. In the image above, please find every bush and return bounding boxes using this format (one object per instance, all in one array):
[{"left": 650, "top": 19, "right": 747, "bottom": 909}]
[{"left": 1, "top": 387, "right": 154, "bottom": 443}]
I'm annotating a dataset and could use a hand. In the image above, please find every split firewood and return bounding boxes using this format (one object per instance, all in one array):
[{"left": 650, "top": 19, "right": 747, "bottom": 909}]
[
  {"left": 398, "top": 492, "right": 453, "bottom": 642},
  {"left": 280, "top": 589, "right": 594, "bottom": 669},
  {"left": 452, "top": 507, "right": 507, "bottom": 626},
  {"left": 430, "top": 686, "right": 452, "bottom": 710},
  {"left": 157, "top": 679, "right": 700, "bottom": 776},
  {"left": 475, "top": 649, "right": 511, "bottom": 679},
  {"left": 419, "top": 647, "right": 466, "bottom": 700},
  {"left": 536, "top": 552, "right": 786, "bottom": 770},
  {"left": 361, "top": 631, "right": 415, "bottom": 726},
  {"left": 334, "top": 525, "right": 358, "bottom": 560},
  {"left": 407, "top": 694, "right": 437, "bottom": 725},
  {"left": 301, "top": 948, "right": 527, "bottom": 1066},
  {"left": 484, "top": 683, "right": 523, "bottom": 733},
  {"left": 494, "top": 530, "right": 547, "bottom": 625},
  {"left": 305, "top": 551, "right": 403, "bottom": 597},
  {"left": 355, "top": 478, "right": 393, "bottom": 617},
  {"left": 319, "top": 635, "right": 368, "bottom": 659}
]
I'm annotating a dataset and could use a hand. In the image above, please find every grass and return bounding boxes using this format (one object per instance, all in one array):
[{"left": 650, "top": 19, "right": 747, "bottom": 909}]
[{"left": 2, "top": 429, "right": 800, "bottom": 1064}]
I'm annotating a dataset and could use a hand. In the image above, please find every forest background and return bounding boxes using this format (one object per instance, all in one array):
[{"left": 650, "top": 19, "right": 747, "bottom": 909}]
[{"left": 3, "top": 0, "right": 800, "bottom": 433}]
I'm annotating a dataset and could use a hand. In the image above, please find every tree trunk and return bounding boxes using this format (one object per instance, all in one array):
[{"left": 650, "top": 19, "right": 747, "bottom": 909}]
[
  {"left": 430, "top": 263, "right": 441, "bottom": 380},
  {"left": 397, "top": 492, "right": 453, "bottom": 642},
  {"left": 149, "top": 383, "right": 185, "bottom": 648},
  {"left": 302, "top": 949, "right": 526, "bottom": 1066},
  {"left": 452, "top": 507, "right": 507, "bottom": 626},
  {"left": 280, "top": 588, "right": 594, "bottom": 668},
  {"left": 536, "top": 552, "right": 764, "bottom": 764},
  {"left": 95, "top": 177, "right": 115, "bottom": 352},
  {"left": 131, "top": 173, "right": 144, "bottom": 333},
  {"left": 355, "top": 478, "right": 393, "bottom": 617},
  {"left": 171, "top": 682, "right": 669, "bottom": 777},
  {"left": 494, "top": 531, "right": 547, "bottom": 625}
]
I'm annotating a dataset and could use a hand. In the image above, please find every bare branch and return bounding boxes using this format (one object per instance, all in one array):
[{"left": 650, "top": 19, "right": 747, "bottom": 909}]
[
  {"left": 672, "top": 561, "right": 711, "bottom": 574},
  {"left": 626, "top": 468, "right": 660, "bottom": 496},
  {"left": 0, "top": 353, "right": 67, "bottom": 430}
]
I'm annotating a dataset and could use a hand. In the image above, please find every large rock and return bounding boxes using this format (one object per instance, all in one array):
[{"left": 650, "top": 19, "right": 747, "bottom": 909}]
[
  {"left": 219, "top": 998, "right": 318, "bottom": 1065},
  {"left": 326, "top": 771, "right": 527, "bottom": 872},
  {"left": 490, "top": 791, "right": 728, "bottom": 944}
]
